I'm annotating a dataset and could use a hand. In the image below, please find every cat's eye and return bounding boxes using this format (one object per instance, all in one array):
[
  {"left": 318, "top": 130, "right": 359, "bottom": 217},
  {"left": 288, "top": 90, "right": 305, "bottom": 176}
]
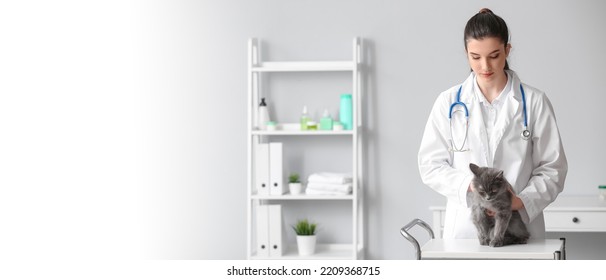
[{"left": 492, "top": 189, "right": 498, "bottom": 193}]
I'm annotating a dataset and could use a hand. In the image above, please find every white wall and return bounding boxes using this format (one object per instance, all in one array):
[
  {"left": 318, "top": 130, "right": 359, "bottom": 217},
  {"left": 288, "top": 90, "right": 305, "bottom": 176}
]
[
  {"left": 1, "top": 1, "right": 138, "bottom": 260},
  {"left": 3, "top": 0, "right": 605, "bottom": 261},
  {"left": 132, "top": 0, "right": 606, "bottom": 260}
]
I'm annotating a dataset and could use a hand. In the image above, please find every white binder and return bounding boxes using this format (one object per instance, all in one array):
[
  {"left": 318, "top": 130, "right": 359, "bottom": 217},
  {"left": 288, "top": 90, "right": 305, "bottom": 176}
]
[
  {"left": 268, "top": 204, "right": 284, "bottom": 257},
  {"left": 269, "top": 142, "right": 286, "bottom": 195},
  {"left": 255, "top": 143, "right": 270, "bottom": 195},
  {"left": 256, "top": 205, "right": 269, "bottom": 257}
]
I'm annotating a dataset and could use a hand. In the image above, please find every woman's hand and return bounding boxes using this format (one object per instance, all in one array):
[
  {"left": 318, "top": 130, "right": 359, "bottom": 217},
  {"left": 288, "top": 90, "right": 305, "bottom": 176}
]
[
  {"left": 477, "top": 187, "right": 525, "bottom": 216},
  {"left": 509, "top": 188, "right": 525, "bottom": 211}
]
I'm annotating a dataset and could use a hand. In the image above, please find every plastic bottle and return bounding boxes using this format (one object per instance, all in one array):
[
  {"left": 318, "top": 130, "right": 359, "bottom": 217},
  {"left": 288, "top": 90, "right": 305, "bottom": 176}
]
[
  {"left": 300, "top": 106, "right": 310, "bottom": 130},
  {"left": 339, "top": 94, "right": 353, "bottom": 130},
  {"left": 258, "top": 98, "right": 270, "bottom": 130},
  {"left": 320, "top": 109, "right": 333, "bottom": 130}
]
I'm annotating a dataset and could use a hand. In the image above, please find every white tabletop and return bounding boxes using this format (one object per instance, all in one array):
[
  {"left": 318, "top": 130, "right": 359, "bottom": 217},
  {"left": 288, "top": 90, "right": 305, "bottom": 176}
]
[{"left": 421, "top": 239, "right": 564, "bottom": 259}]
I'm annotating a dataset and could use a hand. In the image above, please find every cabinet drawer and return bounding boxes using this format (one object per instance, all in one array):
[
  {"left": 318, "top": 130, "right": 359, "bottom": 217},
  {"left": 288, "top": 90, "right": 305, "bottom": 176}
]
[{"left": 544, "top": 211, "right": 606, "bottom": 232}]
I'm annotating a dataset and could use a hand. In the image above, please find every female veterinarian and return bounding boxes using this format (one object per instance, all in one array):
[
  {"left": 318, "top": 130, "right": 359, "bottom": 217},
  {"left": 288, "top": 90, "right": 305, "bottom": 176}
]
[{"left": 418, "top": 8, "right": 568, "bottom": 239}]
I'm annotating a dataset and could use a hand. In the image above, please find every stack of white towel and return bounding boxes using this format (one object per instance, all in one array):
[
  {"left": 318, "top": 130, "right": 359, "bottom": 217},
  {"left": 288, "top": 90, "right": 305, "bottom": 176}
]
[{"left": 305, "top": 172, "right": 353, "bottom": 195}]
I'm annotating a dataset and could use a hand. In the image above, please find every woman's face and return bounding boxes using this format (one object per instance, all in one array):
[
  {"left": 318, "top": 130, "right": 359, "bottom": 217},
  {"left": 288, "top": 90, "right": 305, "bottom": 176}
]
[{"left": 466, "top": 37, "right": 510, "bottom": 84}]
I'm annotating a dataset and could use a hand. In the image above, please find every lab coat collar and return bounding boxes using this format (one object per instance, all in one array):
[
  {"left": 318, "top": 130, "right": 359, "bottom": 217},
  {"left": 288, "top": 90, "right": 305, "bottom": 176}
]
[
  {"left": 457, "top": 70, "right": 523, "bottom": 166},
  {"left": 473, "top": 71, "right": 512, "bottom": 106},
  {"left": 506, "top": 70, "right": 524, "bottom": 102},
  {"left": 459, "top": 72, "right": 476, "bottom": 104},
  {"left": 493, "top": 87, "right": 520, "bottom": 153},
  {"left": 492, "top": 70, "right": 523, "bottom": 164},
  {"left": 460, "top": 70, "right": 521, "bottom": 103}
]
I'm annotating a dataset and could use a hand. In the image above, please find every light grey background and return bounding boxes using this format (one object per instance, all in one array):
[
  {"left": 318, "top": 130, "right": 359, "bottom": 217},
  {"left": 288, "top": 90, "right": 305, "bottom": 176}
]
[
  {"left": 134, "top": 0, "right": 606, "bottom": 260},
  {"left": 2, "top": 0, "right": 605, "bottom": 261}
]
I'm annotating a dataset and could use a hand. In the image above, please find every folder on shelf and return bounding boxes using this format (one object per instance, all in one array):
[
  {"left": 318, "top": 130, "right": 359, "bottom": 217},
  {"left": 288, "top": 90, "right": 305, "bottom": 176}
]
[
  {"left": 255, "top": 143, "right": 270, "bottom": 195},
  {"left": 269, "top": 142, "right": 286, "bottom": 195},
  {"left": 256, "top": 204, "right": 270, "bottom": 258},
  {"left": 268, "top": 204, "right": 284, "bottom": 257}
]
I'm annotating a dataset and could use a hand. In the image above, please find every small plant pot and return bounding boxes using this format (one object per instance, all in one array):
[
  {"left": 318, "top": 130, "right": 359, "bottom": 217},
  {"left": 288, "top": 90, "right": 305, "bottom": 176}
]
[
  {"left": 296, "top": 235, "right": 316, "bottom": 256},
  {"left": 289, "top": 183, "right": 303, "bottom": 195}
]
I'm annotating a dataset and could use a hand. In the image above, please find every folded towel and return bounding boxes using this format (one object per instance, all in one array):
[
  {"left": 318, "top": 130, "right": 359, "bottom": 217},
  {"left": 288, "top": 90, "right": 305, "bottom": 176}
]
[
  {"left": 307, "top": 172, "right": 352, "bottom": 184},
  {"left": 306, "top": 182, "right": 352, "bottom": 194},
  {"left": 305, "top": 188, "right": 351, "bottom": 195}
]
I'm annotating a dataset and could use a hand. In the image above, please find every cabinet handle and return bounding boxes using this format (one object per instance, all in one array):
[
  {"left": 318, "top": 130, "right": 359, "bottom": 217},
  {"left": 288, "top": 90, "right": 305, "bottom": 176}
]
[
  {"left": 261, "top": 245, "right": 266, "bottom": 249},
  {"left": 572, "top": 217, "right": 579, "bottom": 223},
  {"left": 273, "top": 245, "right": 278, "bottom": 249},
  {"left": 261, "top": 183, "right": 266, "bottom": 188}
]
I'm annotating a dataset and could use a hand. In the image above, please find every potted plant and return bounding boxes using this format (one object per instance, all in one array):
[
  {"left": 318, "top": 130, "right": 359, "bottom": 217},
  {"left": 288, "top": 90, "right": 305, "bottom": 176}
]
[
  {"left": 292, "top": 219, "right": 317, "bottom": 256},
  {"left": 288, "top": 173, "right": 303, "bottom": 195}
]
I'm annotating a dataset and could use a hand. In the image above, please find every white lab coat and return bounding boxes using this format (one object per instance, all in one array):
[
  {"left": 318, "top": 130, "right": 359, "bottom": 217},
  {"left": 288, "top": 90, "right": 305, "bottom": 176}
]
[{"left": 418, "top": 70, "right": 567, "bottom": 239}]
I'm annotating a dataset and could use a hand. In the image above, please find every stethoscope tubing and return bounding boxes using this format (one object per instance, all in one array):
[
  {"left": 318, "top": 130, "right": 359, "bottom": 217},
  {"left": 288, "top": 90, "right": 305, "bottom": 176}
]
[
  {"left": 448, "top": 86, "right": 468, "bottom": 118},
  {"left": 519, "top": 84, "right": 528, "bottom": 128},
  {"left": 448, "top": 83, "right": 530, "bottom": 152}
]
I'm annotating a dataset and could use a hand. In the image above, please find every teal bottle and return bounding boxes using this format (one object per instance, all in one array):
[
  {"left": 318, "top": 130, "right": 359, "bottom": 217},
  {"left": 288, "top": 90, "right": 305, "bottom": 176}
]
[{"left": 339, "top": 94, "right": 353, "bottom": 130}]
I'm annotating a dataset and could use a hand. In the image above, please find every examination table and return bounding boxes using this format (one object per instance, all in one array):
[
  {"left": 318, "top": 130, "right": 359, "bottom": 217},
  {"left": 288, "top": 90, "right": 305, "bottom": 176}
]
[{"left": 400, "top": 219, "right": 566, "bottom": 260}]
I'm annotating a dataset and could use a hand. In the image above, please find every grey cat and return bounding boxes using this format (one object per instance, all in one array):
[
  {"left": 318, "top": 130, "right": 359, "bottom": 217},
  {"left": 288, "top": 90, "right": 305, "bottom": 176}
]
[{"left": 469, "top": 163, "right": 530, "bottom": 247}]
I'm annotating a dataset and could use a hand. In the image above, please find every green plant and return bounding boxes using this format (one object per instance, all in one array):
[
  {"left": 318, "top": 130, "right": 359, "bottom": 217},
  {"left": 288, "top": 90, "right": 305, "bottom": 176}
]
[
  {"left": 288, "top": 173, "right": 300, "bottom": 184},
  {"left": 292, "top": 219, "right": 317, "bottom": 236}
]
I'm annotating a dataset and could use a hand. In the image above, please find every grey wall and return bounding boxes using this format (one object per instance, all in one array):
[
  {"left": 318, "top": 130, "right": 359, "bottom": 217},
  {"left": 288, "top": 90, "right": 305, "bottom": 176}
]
[
  {"left": 135, "top": 0, "right": 606, "bottom": 260},
  {"left": 6, "top": 1, "right": 601, "bottom": 260}
]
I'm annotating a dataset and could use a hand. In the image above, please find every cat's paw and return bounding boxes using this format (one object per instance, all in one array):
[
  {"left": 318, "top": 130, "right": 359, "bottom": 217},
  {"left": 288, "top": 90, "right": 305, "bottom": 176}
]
[
  {"left": 489, "top": 238, "right": 504, "bottom": 247},
  {"left": 479, "top": 238, "right": 490, "bottom": 246}
]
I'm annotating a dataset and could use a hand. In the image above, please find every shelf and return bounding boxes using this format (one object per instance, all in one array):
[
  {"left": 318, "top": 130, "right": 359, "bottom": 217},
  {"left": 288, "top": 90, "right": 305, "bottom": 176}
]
[
  {"left": 251, "top": 244, "right": 358, "bottom": 260},
  {"left": 247, "top": 37, "right": 363, "bottom": 260},
  {"left": 251, "top": 61, "right": 356, "bottom": 72},
  {"left": 252, "top": 123, "right": 355, "bottom": 135},
  {"left": 253, "top": 193, "right": 354, "bottom": 200},
  {"left": 252, "top": 130, "right": 353, "bottom": 136}
]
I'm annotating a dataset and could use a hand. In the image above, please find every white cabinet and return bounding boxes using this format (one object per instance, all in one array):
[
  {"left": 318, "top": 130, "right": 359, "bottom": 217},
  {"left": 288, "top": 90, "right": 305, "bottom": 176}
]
[
  {"left": 542, "top": 196, "right": 606, "bottom": 232},
  {"left": 246, "top": 37, "right": 364, "bottom": 259},
  {"left": 430, "top": 196, "right": 606, "bottom": 238}
]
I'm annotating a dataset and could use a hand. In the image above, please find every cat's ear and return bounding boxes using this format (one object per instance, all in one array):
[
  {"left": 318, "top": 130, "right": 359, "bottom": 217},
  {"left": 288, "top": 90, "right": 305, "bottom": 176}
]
[
  {"left": 496, "top": 170, "right": 504, "bottom": 179},
  {"left": 469, "top": 163, "right": 480, "bottom": 176}
]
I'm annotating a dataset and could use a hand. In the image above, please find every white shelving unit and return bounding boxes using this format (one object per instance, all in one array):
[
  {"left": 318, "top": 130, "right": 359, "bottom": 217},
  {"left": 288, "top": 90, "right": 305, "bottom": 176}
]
[{"left": 246, "top": 37, "right": 364, "bottom": 260}]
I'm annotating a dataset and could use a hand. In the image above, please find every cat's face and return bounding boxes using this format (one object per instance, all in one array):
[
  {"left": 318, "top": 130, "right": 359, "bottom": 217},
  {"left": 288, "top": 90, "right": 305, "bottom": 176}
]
[{"left": 469, "top": 163, "right": 508, "bottom": 201}]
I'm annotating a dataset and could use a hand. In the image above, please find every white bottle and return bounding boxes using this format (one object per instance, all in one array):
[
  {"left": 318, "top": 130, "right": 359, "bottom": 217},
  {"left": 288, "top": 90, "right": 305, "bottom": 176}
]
[{"left": 258, "top": 98, "right": 270, "bottom": 130}]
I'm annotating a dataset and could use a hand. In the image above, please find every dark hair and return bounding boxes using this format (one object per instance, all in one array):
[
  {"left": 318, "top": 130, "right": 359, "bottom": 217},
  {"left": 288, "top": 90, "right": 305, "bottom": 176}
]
[{"left": 464, "top": 8, "right": 510, "bottom": 70}]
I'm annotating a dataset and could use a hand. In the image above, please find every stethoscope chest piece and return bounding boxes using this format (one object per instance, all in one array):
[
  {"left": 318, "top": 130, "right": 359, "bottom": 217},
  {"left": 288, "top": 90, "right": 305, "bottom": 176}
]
[
  {"left": 450, "top": 83, "right": 531, "bottom": 147},
  {"left": 521, "top": 129, "right": 531, "bottom": 141}
]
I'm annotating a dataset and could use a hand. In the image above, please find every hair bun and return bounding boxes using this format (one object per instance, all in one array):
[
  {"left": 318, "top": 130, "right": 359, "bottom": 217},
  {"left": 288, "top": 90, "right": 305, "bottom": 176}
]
[{"left": 479, "top": 8, "right": 493, "bottom": 14}]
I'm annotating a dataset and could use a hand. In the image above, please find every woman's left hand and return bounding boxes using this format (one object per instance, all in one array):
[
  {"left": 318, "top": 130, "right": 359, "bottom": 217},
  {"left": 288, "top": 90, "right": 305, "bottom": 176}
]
[
  {"left": 509, "top": 188, "right": 525, "bottom": 211},
  {"left": 484, "top": 188, "right": 524, "bottom": 216}
]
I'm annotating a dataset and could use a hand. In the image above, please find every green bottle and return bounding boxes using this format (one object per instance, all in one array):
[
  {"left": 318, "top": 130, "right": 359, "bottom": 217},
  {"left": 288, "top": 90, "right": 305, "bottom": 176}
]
[
  {"left": 340, "top": 94, "right": 353, "bottom": 130},
  {"left": 320, "top": 109, "right": 333, "bottom": 130}
]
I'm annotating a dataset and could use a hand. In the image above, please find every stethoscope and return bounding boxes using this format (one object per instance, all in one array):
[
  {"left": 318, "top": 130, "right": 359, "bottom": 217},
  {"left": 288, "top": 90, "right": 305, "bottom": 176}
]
[{"left": 449, "top": 84, "right": 530, "bottom": 152}]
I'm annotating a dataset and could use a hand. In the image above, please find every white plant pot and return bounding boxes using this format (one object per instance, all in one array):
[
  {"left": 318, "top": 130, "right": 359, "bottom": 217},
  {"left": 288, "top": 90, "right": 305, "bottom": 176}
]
[
  {"left": 289, "top": 183, "right": 303, "bottom": 195},
  {"left": 296, "top": 235, "right": 316, "bottom": 256}
]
